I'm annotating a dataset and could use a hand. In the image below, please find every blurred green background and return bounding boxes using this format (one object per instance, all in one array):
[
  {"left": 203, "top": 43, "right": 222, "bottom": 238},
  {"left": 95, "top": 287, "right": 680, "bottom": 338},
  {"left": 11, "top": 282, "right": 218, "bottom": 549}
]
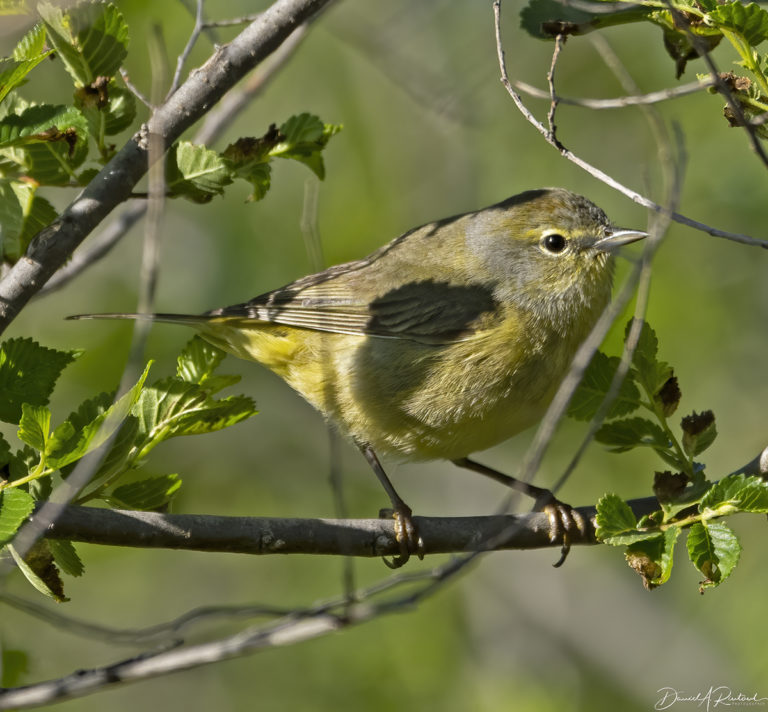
[{"left": 2, "top": 1, "right": 768, "bottom": 710}]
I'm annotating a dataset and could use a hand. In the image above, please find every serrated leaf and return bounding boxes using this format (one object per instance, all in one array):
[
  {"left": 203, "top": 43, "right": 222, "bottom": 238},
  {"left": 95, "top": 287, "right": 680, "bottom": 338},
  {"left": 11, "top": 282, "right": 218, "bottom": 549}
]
[
  {"left": 0, "top": 337, "right": 80, "bottom": 424},
  {"left": 107, "top": 474, "right": 181, "bottom": 511},
  {"left": 0, "top": 104, "right": 89, "bottom": 183},
  {"left": 133, "top": 378, "right": 257, "bottom": 459},
  {"left": 270, "top": 114, "right": 342, "bottom": 180},
  {"left": 47, "top": 363, "right": 151, "bottom": 470},
  {"left": 626, "top": 319, "right": 673, "bottom": 399},
  {"left": 0, "top": 179, "right": 24, "bottom": 254},
  {"left": 38, "top": 1, "right": 129, "bottom": 86},
  {"left": 595, "top": 417, "right": 669, "bottom": 453},
  {"left": 177, "top": 335, "right": 226, "bottom": 386},
  {"left": 17, "top": 403, "right": 51, "bottom": 452},
  {"left": 0, "top": 53, "right": 52, "bottom": 107},
  {"left": 166, "top": 141, "right": 234, "bottom": 203},
  {"left": 699, "top": 474, "right": 768, "bottom": 514},
  {"left": 75, "top": 81, "right": 136, "bottom": 139},
  {"left": 709, "top": 2, "right": 768, "bottom": 47},
  {"left": 1, "top": 179, "right": 58, "bottom": 262},
  {"left": 7, "top": 446, "right": 38, "bottom": 482},
  {"left": 0, "top": 489, "right": 35, "bottom": 547},
  {"left": 13, "top": 22, "right": 46, "bottom": 60},
  {"left": 48, "top": 539, "right": 84, "bottom": 577},
  {"left": 687, "top": 521, "right": 740, "bottom": 589},
  {"left": 625, "top": 526, "right": 680, "bottom": 589},
  {"left": 595, "top": 493, "right": 658, "bottom": 545},
  {"left": 568, "top": 351, "right": 640, "bottom": 421},
  {"left": 681, "top": 410, "right": 717, "bottom": 457},
  {"left": 8, "top": 541, "right": 68, "bottom": 601}
]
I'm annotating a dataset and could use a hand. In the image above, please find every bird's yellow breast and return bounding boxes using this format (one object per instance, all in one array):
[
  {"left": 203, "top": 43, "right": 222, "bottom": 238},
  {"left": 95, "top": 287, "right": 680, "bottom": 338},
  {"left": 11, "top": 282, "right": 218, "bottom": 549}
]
[{"left": 199, "top": 305, "right": 583, "bottom": 461}]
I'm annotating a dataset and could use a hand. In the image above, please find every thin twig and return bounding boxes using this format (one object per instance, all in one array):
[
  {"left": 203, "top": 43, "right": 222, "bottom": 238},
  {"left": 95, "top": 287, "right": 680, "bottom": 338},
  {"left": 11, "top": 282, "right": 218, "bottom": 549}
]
[
  {"left": 202, "top": 15, "right": 263, "bottom": 28},
  {"left": 492, "top": 1, "right": 768, "bottom": 249},
  {"left": 167, "top": 0, "right": 205, "bottom": 100},
  {"left": 546, "top": 34, "right": 566, "bottom": 146},
  {"left": 119, "top": 68, "right": 154, "bottom": 109},
  {"left": 514, "top": 78, "right": 708, "bottom": 109}
]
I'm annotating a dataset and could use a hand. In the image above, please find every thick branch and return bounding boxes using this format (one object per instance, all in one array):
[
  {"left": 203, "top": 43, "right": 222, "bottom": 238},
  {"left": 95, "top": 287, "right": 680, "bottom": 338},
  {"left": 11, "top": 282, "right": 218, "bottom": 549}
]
[
  {"left": 0, "top": 0, "right": 333, "bottom": 334},
  {"left": 35, "top": 498, "right": 662, "bottom": 557}
]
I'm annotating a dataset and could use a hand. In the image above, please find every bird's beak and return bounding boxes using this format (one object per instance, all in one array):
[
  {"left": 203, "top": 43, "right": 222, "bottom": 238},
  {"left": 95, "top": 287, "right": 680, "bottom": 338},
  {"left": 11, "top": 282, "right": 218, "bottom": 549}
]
[{"left": 594, "top": 229, "right": 648, "bottom": 252}]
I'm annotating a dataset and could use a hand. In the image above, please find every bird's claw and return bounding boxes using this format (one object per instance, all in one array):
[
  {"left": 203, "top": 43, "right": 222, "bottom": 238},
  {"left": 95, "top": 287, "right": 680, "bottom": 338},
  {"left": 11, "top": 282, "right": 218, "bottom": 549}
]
[
  {"left": 379, "top": 506, "right": 425, "bottom": 568},
  {"left": 533, "top": 492, "right": 589, "bottom": 568}
]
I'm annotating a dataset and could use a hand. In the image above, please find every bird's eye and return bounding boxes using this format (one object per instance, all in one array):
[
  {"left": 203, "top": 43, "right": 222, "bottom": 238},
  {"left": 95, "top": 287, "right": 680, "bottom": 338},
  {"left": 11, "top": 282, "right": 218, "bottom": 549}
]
[{"left": 541, "top": 233, "right": 567, "bottom": 254}]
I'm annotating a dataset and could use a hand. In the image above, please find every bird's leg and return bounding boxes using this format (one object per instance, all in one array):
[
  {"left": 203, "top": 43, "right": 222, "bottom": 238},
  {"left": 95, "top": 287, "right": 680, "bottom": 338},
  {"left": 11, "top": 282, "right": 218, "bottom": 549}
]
[
  {"left": 359, "top": 444, "right": 425, "bottom": 568},
  {"left": 452, "top": 457, "right": 588, "bottom": 567}
]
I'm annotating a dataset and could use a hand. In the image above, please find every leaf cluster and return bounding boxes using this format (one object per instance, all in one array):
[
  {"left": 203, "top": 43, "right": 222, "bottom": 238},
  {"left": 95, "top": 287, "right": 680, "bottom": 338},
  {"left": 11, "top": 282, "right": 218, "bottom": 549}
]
[
  {"left": 520, "top": 0, "right": 768, "bottom": 135},
  {"left": 0, "top": 336, "right": 257, "bottom": 600},
  {"left": 1, "top": 2, "right": 341, "bottom": 262},
  {"left": 569, "top": 320, "right": 768, "bottom": 592}
]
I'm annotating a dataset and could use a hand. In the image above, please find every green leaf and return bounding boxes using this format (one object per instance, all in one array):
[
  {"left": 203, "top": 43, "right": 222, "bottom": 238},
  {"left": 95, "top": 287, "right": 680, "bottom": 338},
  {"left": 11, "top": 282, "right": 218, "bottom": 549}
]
[
  {"left": 17, "top": 403, "right": 51, "bottom": 452},
  {"left": 48, "top": 539, "right": 84, "bottom": 577},
  {"left": 0, "top": 104, "right": 89, "bottom": 183},
  {"left": 222, "top": 131, "right": 279, "bottom": 202},
  {"left": 0, "top": 179, "right": 24, "bottom": 253},
  {"left": 75, "top": 81, "right": 136, "bottom": 139},
  {"left": 699, "top": 474, "right": 768, "bottom": 514},
  {"left": 177, "top": 335, "right": 226, "bottom": 386},
  {"left": 8, "top": 541, "right": 68, "bottom": 601},
  {"left": 270, "top": 114, "right": 342, "bottom": 180},
  {"left": 567, "top": 351, "right": 640, "bottom": 421},
  {"left": 625, "top": 526, "right": 680, "bottom": 590},
  {"left": 107, "top": 474, "right": 181, "bottom": 511},
  {"left": 687, "top": 521, "right": 740, "bottom": 589},
  {"left": 13, "top": 21, "right": 46, "bottom": 60},
  {"left": 0, "top": 489, "right": 35, "bottom": 547},
  {"left": 595, "top": 493, "right": 659, "bottom": 545},
  {"left": 0, "top": 54, "right": 52, "bottom": 107},
  {"left": 47, "top": 363, "right": 151, "bottom": 470},
  {"left": 0, "top": 337, "right": 79, "bottom": 424},
  {"left": 0, "top": 25, "right": 52, "bottom": 106},
  {"left": 595, "top": 416, "right": 669, "bottom": 453},
  {"left": 709, "top": 2, "right": 768, "bottom": 47},
  {"left": 681, "top": 410, "right": 717, "bottom": 457},
  {"left": 133, "top": 378, "right": 256, "bottom": 459},
  {"left": 38, "top": 1, "right": 129, "bottom": 86},
  {"left": 519, "top": 0, "right": 654, "bottom": 39},
  {"left": 626, "top": 319, "right": 673, "bottom": 400},
  {"left": 0, "top": 179, "right": 57, "bottom": 262},
  {"left": 166, "top": 141, "right": 234, "bottom": 203}
]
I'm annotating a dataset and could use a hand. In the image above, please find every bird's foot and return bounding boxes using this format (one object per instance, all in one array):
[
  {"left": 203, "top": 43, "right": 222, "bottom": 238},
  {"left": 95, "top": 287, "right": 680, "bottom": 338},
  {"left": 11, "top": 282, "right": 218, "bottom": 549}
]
[{"left": 378, "top": 504, "right": 425, "bottom": 569}]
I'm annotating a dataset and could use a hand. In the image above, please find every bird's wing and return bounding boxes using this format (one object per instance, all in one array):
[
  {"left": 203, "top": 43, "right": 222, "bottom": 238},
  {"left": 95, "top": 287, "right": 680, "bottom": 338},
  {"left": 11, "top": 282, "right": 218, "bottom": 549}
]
[{"left": 206, "top": 261, "right": 499, "bottom": 345}]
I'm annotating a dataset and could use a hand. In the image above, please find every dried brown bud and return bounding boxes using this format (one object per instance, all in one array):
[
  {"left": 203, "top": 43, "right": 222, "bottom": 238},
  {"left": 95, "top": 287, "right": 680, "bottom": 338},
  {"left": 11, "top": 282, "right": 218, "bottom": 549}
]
[
  {"left": 655, "top": 375, "right": 681, "bottom": 417},
  {"left": 653, "top": 470, "right": 689, "bottom": 502}
]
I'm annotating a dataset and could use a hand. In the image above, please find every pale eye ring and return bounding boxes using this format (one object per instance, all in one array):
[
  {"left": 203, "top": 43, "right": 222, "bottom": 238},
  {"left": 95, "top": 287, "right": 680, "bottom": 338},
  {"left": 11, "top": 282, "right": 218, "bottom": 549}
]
[{"left": 540, "top": 232, "right": 568, "bottom": 254}]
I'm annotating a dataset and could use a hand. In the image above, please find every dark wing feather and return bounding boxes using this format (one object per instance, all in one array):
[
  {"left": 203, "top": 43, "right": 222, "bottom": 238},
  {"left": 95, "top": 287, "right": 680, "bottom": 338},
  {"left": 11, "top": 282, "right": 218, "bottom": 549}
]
[{"left": 207, "top": 260, "right": 499, "bottom": 345}]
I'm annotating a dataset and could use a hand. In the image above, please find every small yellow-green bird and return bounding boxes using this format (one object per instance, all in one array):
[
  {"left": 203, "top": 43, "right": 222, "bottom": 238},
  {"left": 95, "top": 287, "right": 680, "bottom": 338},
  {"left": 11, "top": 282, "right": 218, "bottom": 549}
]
[{"left": 71, "top": 188, "right": 646, "bottom": 566}]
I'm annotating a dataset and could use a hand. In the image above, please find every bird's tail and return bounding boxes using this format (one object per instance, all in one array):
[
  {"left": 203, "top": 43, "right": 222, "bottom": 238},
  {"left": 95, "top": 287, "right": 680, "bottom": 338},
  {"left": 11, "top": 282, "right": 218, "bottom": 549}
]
[{"left": 67, "top": 313, "right": 211, "bottom": 326}]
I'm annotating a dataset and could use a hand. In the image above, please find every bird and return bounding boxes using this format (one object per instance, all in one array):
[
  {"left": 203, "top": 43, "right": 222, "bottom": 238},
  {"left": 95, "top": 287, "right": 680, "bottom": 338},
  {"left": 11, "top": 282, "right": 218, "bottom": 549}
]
[{"left": 70, "top": 188, "right": 646, "bottom": 566}]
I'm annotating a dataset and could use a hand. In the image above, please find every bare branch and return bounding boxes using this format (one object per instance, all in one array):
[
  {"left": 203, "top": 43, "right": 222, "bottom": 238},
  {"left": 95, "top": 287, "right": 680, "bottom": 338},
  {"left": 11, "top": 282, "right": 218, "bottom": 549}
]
[
  {"left": 514, "top": 78, "right": 708, "bottom": 109},
  {"left": 492, "top": 1, "right": 768, "bottom": 250},
  {"left": 32, "top": 499, "right": 666, "bottom": 556},
  {"left": 0, "top": 0, "right": 334, "bottom": 335}
]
